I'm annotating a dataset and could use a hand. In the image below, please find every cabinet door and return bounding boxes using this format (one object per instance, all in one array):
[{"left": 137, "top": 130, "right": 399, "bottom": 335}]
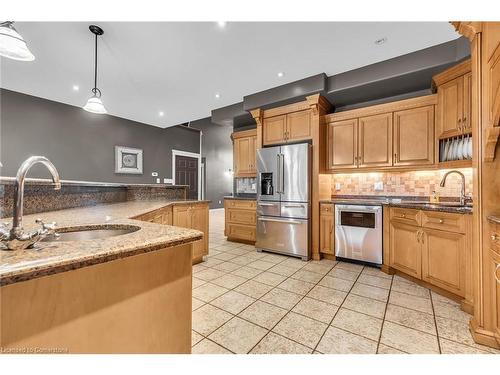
[
  {"left": 263, "top": 115, "right": 286, "bottom": 145},
  {"left": 320, "top": 213, "right": 334, "bottom": 254},
  {"left": 286, "top": 110, "right": 312, "bottom": 142},
  {"left": 490, "top": 249, "right": 500, "bottom": 343},
  {"left": 421, "top": 228, "right": 466, "bottom": 297},
  {"left": 358, "top": 113, "right": 393, "bottom": 168},
  {"left": 327, "top": 119, "right": 358, "bottom": 170},
  {"left": 484, "top": 22, "right": 500, "bottom": 128},
  {"left": 249, "top": 135, "right": 257, "bottom": 175},
  {"left": 172, "top": 205, "right": 191, "bottom": 228},
  {"left": 463, "top": 72, "right": 472, "bottom": 132},
  {"left": 393, "top": 106, "right": 435, "bottom": 166},
  {"left": 234, "top": 137, "right": 252, "bottom": 176},
  {"left": 389, "top": 221, "right": 421, "bottom": 279},
  {"left": 191, "top": 204, "right": 209, "bottom": 259},
  {"left": 437, "top": 77, "right": 463, "bottom": 137}
]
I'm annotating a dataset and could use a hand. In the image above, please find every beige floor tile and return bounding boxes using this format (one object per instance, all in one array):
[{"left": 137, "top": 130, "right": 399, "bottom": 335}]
[
  {"left": 211, "top": 261, "right": 241, "bottom": 272},
  {"left": 211, "top": 291, "right": 256, "bottom": 315},
  {"left": 250, "top": 332, "right": 313, "bottom": 354},
  {"left": 277, "top": 278, "right": 315, "bottom": 296},
  {"left": 230, "top": 255, "right": 258, "bottom": 266},
  {"left": 192, "top": 330, "right": 204, "bottom": 346},
  {"left": 231, "top": 266, "right": 263, "bottom": 279},
  {"left": 195, "top": 268, "right": 227, "bottom": 281},
  {"left": 377, "top": 344, "right": 406, "bottom": 354},
  {"left": 361, "top": 266, "right": 393, "bottom": 280},
  {"left": 192, "top": 339, "right": 232, "bottom": 354},
  {"left": 291, "top": 269, "right": 324, "bottom": 283},
  {"left": 439, "top": 338, "right": 491, "bottom": 354},
  {"left": 245, "top": 252, "right": 267, "bottom": 260},
  {"left": 331, "top": 308, "right": 383, "bottom": 341},
  {"left": 431, "top": 290, "right": 460, "bottom": 306},
  {"left": 391, "top": 279, "right": 430, "bottom": 298},
  {"left": 248, "top": 259, "right": 276, "bottom": 271},
  {"left": 201, "top": 258, "right": 225, "bottom": 268},
  {"left": 435, "top": 316, "right": 493, "bottom": 351},
  {"left": 235, "top": 280, "right": 274, "bottom": 299},
  {"left": 261, "top": 288, "right": 303, "bottom": 309},
  {"left": 208, "top": 249, "right": 222, "bottom": 257},
  {"left": 316, "top": 326, "right": 377, "bottom": 354},
  {"left": 335, "top": 261, "right": 364, "bottom": 273},
  {"left": 192, "top": 297, "right": 206, "bottom": 311},
  {"left": 213, "top": 252, "right": 239, "bottom": 261},
  {"left": 357, "top": 274, "right": 392, "bottom": 290},
  {"left": 226, "top": 248, "right": 249, "bottom": 256},
  {"left": 192, "top": 277, "right": 207, "bottom": 289},
  {"left": 351, "top": 283, "right": 389, "bottom": 302},
  {"left": 380, "top": 321, "right": 439, "bottom": 354},
  {"left": 273, "top": 312, "right": 327, "bottom": 349},
  {"left": 302, "top": 262, "right": 334, "bottom": 275},
  {"left": 432, "top": 300, "right": 471, "bottom": 324},
  {"left": 279, "top": 257, "right": 307, "bottom": 270},
  {"left": 239, "top": 300, "right": 288, "bottom": 329},
  {"left": 211, "top": 274, "right": 247, "bottom": 289},
  {"left": 385, "top": 304, "right": 436, "bottom": 335},
  {"left": 307, "top": 285, "right": 347, "bottom": 305},
  {"left": 318, "top": 275, "right": 355, "bottom": 292},
  {"left": 260, "top": 253, "right": 289, "bottom": 264},
  {"left": 292, "top": 297, "right": 339, "bottom": 324},
  {"left": 193, "top": 263, "right": 208, "bottom": 273},
  {"left": 342, "top": 293, "right": 387, "bottom": 319},
  {"left": 268, "top": 264, "right": 299, "bottom": 277},
  {"left": 209, "top": 317, "right": 268, "bottom": 354},
  {"left": 389, "top": 290, "right": 433, "bottom": 314},
  {"left": 192, "top": 283, "right": 229, "bottom": 303},
  {"left": 252, "top": 271, "right": 288, "bottom": 287},
  {"left": 192, "top": 304, "right": 233, "bottom": 336},
  {"left": 328, "top": 267, "right": 359, "bottom": 281}
]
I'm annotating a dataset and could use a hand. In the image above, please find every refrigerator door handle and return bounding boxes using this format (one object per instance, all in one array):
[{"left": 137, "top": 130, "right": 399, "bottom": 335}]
[
  {"left": 258, "top": 217, "right": 303, "bottom": 225},
  {"left": 276, "top": 154, "right": 281, "bottom": 194},
  {"left": 280, "top": 153, "right": 285, "bottom": 194}
]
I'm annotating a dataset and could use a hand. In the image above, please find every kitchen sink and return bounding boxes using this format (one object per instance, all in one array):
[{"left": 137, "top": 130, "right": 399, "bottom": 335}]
[{"left": 40, "top": 224, "right": 140, "bottom": 242}]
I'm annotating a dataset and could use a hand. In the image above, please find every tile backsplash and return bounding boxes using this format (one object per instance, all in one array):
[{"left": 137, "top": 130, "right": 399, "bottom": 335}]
[{"left": 330, "top": 168, "right": 473, "bottom": 197}]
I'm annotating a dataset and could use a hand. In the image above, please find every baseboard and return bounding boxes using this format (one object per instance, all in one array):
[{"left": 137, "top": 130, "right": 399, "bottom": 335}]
[
  {"left": 321, "top": 253, "right": 336, "bottom": 261},
  {"left": 469, "top": 318, "right": 500, "bottom": 349}
]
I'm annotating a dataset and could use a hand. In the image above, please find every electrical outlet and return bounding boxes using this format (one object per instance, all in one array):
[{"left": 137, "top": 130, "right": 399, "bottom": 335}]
[
  {"left": 151, "top": 172, "right": 158, "bottom": 177},
  {"left": 374, "top": 181, "right": 384, "bottom": 191},
  {"left": 335, "top": 183, "right": 341, "bottom": 191},
  {"left": 156, "top": 178, "right": 160, "bottom": 183},
  {"left": 218, "top": 200, "right": 222, "bottom": 204}
]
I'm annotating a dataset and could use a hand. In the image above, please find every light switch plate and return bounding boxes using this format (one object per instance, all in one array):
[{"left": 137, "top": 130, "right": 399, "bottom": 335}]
[
  {"left": 335, "top": 183, "right": 341, "bottom": 191},
  {"left": 151, "top": 172, "right": 158, "bottom": 177},
  {"left": 163, "top": 178, "right": 173, "bottom": 184},
  {"left": 374, "top": 181, "right": 384, "bottom": 191},
  {"left": 156, "top": 178, "right": 160, "bottom": 183}
]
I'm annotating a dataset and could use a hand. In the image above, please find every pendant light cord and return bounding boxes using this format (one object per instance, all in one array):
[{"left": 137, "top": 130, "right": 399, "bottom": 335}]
[{"left": 92, "top": 33, "right": 101, "bottom": 97}]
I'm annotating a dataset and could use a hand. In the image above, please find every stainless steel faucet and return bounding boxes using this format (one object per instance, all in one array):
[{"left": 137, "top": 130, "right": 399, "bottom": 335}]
[
  {"left": 0, "top": 156, "right": 61, "bottom": 250},
  {"left": 439, "top": 170, "right": 471, "bottom": 206}
]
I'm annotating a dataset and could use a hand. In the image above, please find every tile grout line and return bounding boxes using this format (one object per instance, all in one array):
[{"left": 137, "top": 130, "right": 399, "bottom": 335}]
[
  {"left": 375, "top": 272, "right": 394, "bottom": 353},
  {"left": 429, "top": 290, "right": 442, "bottom": 354}
]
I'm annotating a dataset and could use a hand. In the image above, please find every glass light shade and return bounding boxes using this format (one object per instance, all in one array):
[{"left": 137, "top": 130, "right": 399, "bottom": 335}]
[
  {"left": 83, "top": 95, "right": 107, "bottom": 114},
  {"left": 0, "top": 23, "right": 35, "bottom": 61}
]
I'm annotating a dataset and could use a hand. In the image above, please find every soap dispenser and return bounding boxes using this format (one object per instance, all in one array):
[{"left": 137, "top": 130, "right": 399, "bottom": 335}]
[{"left": 430, "top": 190, "right": 440, "bottom": 204}]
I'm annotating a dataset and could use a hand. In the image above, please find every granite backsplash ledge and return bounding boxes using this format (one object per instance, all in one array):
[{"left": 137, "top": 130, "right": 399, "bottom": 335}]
[{"left": 0, "top": 181, "right": 187, "bottom": 218}]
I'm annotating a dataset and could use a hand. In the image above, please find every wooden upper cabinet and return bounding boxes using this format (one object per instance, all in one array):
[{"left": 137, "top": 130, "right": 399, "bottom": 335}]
[
  {"left": 233, "top": 130, "right": 257, "bottom": 177},
  {"left": 438, "top": 77, "right": 463, "bottom": 137},
  {"left": 393, "top": 106, "right": 435, "bottom": 166},
  {"left": 327, "top": 119, "right": 358, "bottom": 169},
  {"left": 358, "top": 113, "right": 393, "bottom": 168},
  {"left": 263, "top": 115, "right": 286, "bottom": 145},
  {"left": 484, "top": 22, "right": 500, "bottom": 128},
  {"left": 463, "top": 72, "right": 472, "bottom": 132},
  {"left": 286, "top": 110, "right": 312, "bottom": 142}
]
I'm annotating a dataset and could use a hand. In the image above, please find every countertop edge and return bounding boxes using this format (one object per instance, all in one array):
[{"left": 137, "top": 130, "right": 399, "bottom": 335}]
[{"left": 320, "top": 199, "right": 473, "bottom": 214}]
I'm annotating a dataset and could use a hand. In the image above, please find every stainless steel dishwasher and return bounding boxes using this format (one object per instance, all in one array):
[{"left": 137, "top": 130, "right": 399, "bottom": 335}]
[{"left": 334, "top": 204, "right": 383, "bottom": 265}]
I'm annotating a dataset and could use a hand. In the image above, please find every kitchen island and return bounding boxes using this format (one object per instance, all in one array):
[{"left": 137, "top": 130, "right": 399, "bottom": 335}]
[{"left": 0, "top": 199, "right": 207, "bottom": 353}]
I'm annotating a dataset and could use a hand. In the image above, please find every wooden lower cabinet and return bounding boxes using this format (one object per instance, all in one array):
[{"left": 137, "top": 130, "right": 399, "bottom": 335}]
[
  {"left": 224, "top": 199, "right": 256, "bottom": 243},
  {"left": 320, "top": 203, "right": 334, "bottom": 255},
  {"left": 490, "top": 249, "right": 500, "bottom": 344},
  {"left": 388, "top": 207, "right": 471, "bottom": 300}
]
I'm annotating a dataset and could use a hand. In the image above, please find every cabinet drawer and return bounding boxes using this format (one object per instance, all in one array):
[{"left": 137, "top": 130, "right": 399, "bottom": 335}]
[
  {"left": 390, "top": 207, "right": 421, "bottom": 226},
  {"left": 226, "top": 223, "right": 256, "bottom": 242},
  {"left": 320, "top": 203, "right": 334, "bottom": 215},
  {"left": 490, "top": 222, "right": 500, "bottom": 254},
  {"left": 421, "top": 210, "right": 466, "bottom": 233},
  {"left": 227, "top": 209, "right": 256, "bottom": 225},
  {"left": 226, "top": 199, "right": 256, "bottom": 210}
]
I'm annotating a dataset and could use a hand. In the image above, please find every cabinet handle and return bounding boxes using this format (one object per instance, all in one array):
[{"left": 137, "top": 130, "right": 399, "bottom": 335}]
[
  {"left": 421, "top": 232, "right": 425, "bottom": 244},
  {"left": 463, "top": 117, "right": 467, "bottom": 129},
  {"left": 401, "top": 213, "right": 406, "bottom": 218},
  {"left": 417, "top": 231, "right": 420, "bottom": 243},
  {"left": 495, "top": 264, "right": 500, "bottom": 284},
  {"left": 394, "top": 153, "right": 397, "bottom": 163},
  {"left": 439, "top": 219, "right": 444, "bottom": 224},
  {"left": 492, "top": 234, "right": 498, "bottom": 242}
]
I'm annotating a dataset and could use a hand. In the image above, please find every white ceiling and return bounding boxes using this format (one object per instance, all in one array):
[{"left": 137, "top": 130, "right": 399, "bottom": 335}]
[{"left": 0, "top": 22, "right": 460, "bottom": 128}]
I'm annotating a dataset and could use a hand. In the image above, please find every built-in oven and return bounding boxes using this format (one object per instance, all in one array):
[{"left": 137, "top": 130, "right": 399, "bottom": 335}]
[{"left": 334, "top": 204, "right": 383, "bottom": 265}]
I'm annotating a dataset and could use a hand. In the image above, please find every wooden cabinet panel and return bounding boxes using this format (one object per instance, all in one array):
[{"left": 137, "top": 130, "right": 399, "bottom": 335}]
[
  {"left": 286, "top": 110, "right": 312, "bottom": 142},
  {"left": 263, "top": 115, "right": 286, "bottom": 145},
  {"left": 227, "top": 209, "right": 256, "bottom": 225},
  {"left": 191, "top": 204, "right": 209, "bottom": 259},
  {"left": 224, "top": 199, "right": 257, "bottom": 243},
  {"left": 490, "top": 249, "right": 500, "bottom": 343},
  {"left": 249, "top": 135, "right": 257, "bottom": 175},
  {"left": 226, "top": 199, "right": 256, "bottom": 210},
  {"left": 393, "top": 106, "right": 434, "bottom": 166},
  {"left": 438, "top": 77, "right": 463, "bottom": 137},
  {"left": 389, "top": 221, "right": 422, "bottom": 279},
  {"left": 358, "top": 113, "right": 393, "bottom": 168},
  {"left": 233, "top": 130, "right": 257, "bottom": 177},
  {"left": 320, "top": 204, "right": 334, "bottom": 255},
  {"left": 463, "top": 72, "right": 472, "bottom": 132},
  {"left": 421, "top": 210, "right": 466, "bottom": 234},
  {"left": 172, "top": 205, "right": 191, "bottom": 229},
  {"left": 327, "top": 119, "right": 358, "bottom": 169},
  {"left": 422, "top": 228, "right": 466, "bottom": 296},
  {"left": 390, "top": 207, "right": 421, "bottom": 226},
  {"left": 226, "top": 223, "right": 256, "bottom": 242}
]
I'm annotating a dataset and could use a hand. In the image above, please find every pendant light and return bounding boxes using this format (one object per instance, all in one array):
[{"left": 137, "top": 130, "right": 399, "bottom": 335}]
[
  {"left": 83, "top": 25, "right": 107, "bottom": 114},
  {"left": 0, "top": 21, "right": 35, "bottom": 61}
]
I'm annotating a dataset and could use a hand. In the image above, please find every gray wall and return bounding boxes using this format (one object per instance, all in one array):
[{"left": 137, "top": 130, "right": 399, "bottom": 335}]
[
  {"left": 190, "top": 117, "right": 233, "bottom": 209},
  {"left": 0, "top": 89, "right": 200, "bottom": 184}
]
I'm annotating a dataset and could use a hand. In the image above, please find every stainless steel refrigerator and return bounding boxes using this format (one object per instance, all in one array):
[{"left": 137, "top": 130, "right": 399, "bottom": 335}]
[{"left": 256, "top": 142, "right": 311, "bottom": 260}]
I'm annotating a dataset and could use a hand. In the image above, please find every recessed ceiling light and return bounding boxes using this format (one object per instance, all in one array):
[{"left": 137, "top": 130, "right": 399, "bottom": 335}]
[
  {"left": 277, "top": 72, "right": 284, "bottom": 78},
  {"left": 374, "top": 37, "right": 387, "bottom": 45},
  {"left": 159, "top": 111, "right": 164, "bottom": 117},
  {"left": 215, "top": 93, "right": 220, "bottom": 99},
  {"left": 217, "top": 21, "right": 227, "bottom": 29},
  {"left": 72, "top": 85, "right": 79, "bottom": 91}
]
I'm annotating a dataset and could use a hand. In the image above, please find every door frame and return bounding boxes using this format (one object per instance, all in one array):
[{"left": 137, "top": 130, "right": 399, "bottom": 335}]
[{"left": 172, "top": 149, "right": 201, "bottom": 200}]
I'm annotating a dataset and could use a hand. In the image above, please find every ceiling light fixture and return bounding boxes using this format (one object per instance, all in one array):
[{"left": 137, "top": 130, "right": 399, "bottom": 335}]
[
  {"left": 72, "top": 85, "right": 79, "bottom": 91},
  {"left": 217, "top": 21, "right": 227, "bottom": 28},
  {"left": 215, "top": 93, "right": 220, "bottom": 99},
  {"left": 277, "top": 72, "right": 284, "bottom": 78},
  {"left": 83, "top": 25, "right": 107, "bottom": 115},
  {"left": 159, "top": 111, "right": 164, "bottom": 117},
  {"left": 0, "top": 21, "right": 35, "bottom": 61},
  {"left": 374, "top": 37, "right": 387, "bottom": 45}
]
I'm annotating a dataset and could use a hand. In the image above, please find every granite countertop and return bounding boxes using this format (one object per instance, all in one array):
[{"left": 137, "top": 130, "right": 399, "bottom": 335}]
[
  {"left": 0, "top": 199, "right": 210, "bottom": 286},
  {"left": 488, "top": 214, "right": 500, "bottom": 225},
  {"left": 224, "top": 195, "right": 257, "bottom": 201},
  {"left": 0, "top": 176, "right": 188, "bottom": 188},
  {"left": 321, "top": 196, "right": 473, "bottom": 214}
]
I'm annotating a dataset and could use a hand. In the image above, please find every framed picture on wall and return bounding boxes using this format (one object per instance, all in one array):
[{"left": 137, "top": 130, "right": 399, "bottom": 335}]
[{"left": 115, "top": 146, "right": 143, "bottom": 174}]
